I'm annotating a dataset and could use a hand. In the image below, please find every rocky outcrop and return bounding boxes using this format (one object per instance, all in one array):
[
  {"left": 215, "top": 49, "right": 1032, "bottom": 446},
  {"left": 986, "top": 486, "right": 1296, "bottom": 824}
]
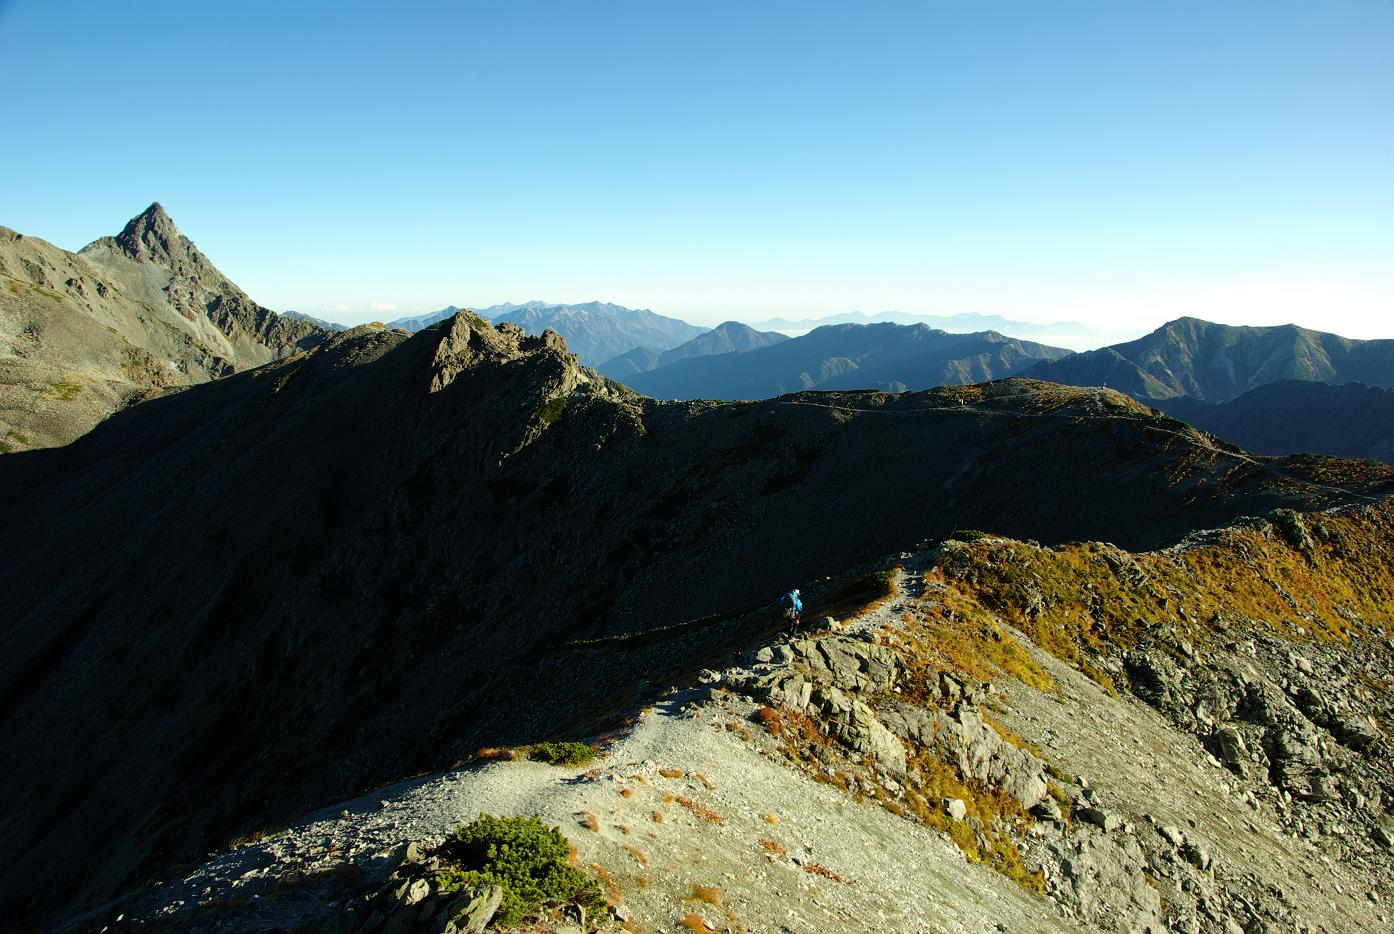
[{"left": 293, "top": 842, "right": 510, "bottom": 934}]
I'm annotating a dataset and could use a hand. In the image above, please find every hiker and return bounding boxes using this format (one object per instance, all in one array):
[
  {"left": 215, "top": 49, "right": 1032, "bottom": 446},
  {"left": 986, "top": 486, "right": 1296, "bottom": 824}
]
[{"left": 778, "top": 587, "right": 803, "bottom": 636}]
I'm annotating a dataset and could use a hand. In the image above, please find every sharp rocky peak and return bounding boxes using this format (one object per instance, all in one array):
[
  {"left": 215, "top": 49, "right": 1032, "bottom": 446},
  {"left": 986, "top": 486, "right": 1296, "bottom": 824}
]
[{"left": 111, "top": 201, "right": 192, "bottom": 265}]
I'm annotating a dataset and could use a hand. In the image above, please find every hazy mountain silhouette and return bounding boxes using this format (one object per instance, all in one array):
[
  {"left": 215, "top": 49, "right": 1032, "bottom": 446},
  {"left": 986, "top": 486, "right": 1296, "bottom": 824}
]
[
  {"left": 597, "top": 321, "right": 789, "bottom": 379},
  {"left": 283, "top": 310, "right": 348, "bottom": 332},
  {"left": 623, "top": 322, "right": 1073, "bottom": 399}
]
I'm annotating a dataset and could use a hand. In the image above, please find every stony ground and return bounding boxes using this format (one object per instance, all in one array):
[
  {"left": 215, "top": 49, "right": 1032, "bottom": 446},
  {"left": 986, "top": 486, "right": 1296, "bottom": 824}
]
[{"left": 66, "top": 509, "right": 1394, "bottom": 934}]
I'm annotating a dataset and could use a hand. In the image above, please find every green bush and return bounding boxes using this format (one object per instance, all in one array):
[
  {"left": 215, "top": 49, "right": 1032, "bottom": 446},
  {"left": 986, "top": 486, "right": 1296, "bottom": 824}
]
[
  {"left": 949, "top": 529, "right": 990, "bottom": 542},
  {"left": 519, "top": 741, "right": 595, "bottom": 767},
  {"left": 434, "top": 814, "right": 605, "bottom": 926},
  {"left": 536, "top": 397, "right": 567, "bottom": 426}
]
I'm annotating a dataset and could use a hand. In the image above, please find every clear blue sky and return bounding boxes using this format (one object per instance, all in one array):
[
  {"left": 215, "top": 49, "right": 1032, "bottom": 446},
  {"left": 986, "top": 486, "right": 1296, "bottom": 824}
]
[{"left": 2, "top": 0, "right": 1391, "bottom": 341}]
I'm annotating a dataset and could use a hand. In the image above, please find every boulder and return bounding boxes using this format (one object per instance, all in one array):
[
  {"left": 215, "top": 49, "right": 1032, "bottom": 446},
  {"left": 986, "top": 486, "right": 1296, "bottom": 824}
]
[
  {"left": 1031, "top": 796, "right": 1063, "bottom": 823},
  {"left": 1124, "top": 649, "right": 1185, "bottom": 712},
  {"left": 1332, "top": 713, "right": 1382, "bottom": 751},
  {"left": 1213, "top": 725, "right": 1248, "bottom": 775},
  {"left": 437, "top": 884, "right": 503, "bottom": 934},
  {"left": 741, "top": 671, "right": 812, "bottom": 712},
  {"left": 1078, "top": 807, "right": 1121, "bottom": 833},
  {"left": 793, "top": 636, "right": 899, "bottom": 693},
  {"left": 811, "top": 686, "right": 906, "bottom": 777},
  {"left": 1180, "top": 841, "right": 1212, "bottom": 872},
  {"left": 947, "top": 798, "right": 968, "bottom": 821}
]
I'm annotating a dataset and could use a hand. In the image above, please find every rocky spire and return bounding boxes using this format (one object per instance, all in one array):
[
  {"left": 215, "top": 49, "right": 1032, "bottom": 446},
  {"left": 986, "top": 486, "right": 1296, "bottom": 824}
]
[{"left": 112, "top": 201, "right": 188, "bottom": 264}]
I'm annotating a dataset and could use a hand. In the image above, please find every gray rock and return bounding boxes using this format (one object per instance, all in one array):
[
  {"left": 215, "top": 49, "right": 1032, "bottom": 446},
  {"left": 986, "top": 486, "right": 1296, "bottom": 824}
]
[
  {"left": 402, "top": 878, "right": 430, "bottom": 906},
  {"left": 383, "top": 903, "right": 420, "bottom": 934},
  {"left": 742, "top": 670, "right": 813, "bottom": 712},
  {"left": 810, "top": 686, "right": 906, "bottom": 776},
  {"left": 437, "top": 884, "right": 503, "bottom": 934},
  {"left": 947, "top": 798, "right": 968, "bottom": 821},
  {"left": 1333, "top": 713, "right": 1382, "bottom": 751},
  {"left": 1213, "top": 725, "right": 1248, "bottom": 775},
  {"left": 1078, "top": 807, "right": 1121, "bottom": 833},
  {"left": 1181, "top": 841, "right": 1212, "bottom": 872},
  {"left": 794, "top": 636, "right": 899, "bottom": 693},
  {"left": 1032, "top": 795, "right": 1063, "bottom": 822}
]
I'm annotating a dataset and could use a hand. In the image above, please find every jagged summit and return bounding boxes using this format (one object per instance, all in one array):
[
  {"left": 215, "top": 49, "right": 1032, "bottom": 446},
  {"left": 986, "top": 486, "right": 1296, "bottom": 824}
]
[
  {"left": 115, "top": 201, "right": 180, "bottom": 260},
  {"left": 84, "top": 201, "right": 189, "bottom": 266}
]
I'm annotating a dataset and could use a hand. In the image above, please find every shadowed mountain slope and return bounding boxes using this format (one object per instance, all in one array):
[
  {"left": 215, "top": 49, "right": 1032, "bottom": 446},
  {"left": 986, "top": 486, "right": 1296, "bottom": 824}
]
[
  {"left": 625, "top": 322, "right": 1073, "bottom": 399},
  {"left": 1159, "top": 380, "right": 1394, "bottom": 465},
  {"left": 1028, "top": 317, "right": 1394, "bottom": 402},
  {"left": 0, "top": 204, "right": 325, "bottom": 450},
  {"left": 2, "top": 314, "right": 1391, "bottom": 928},
  {"left": 597, "top": 320, "right": 789, "bottom": 379}
]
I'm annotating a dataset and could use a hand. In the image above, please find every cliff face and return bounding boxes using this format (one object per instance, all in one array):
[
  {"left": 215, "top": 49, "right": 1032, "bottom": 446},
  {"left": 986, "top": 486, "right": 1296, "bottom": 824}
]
[
  {"left": 0, "top": 204, "right": 325, "bottom": 451},
  {"left": 2, "top": 313, "right": 1391, "bottom": 928}
]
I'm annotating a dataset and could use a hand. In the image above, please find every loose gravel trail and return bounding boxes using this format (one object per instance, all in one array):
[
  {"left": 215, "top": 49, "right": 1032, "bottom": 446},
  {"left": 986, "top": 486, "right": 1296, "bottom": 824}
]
[{"left": 84, "top": 665, "right": 1076, "bottom": 933}]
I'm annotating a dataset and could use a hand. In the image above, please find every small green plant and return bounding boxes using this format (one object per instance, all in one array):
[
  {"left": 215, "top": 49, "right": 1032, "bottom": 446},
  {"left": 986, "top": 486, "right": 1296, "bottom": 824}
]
[
  {"left": 46, "top": 379, "right": 83, "bottom": 401},
  {"left": 275, "top": 366, "right": 303, "bottom": 393},
  {"left": 949, "top": 529, "right": 990, "bottom": 542},
  {"left": 519, "top": 741, "right": 595, "bottom": 766},
  {"left": 434, "top": 814, "right": 605, "bottom": 926},
  {"left": 536, "top": 396, "right": 567, "bottom": 426},
  {"left": 0, "top": 441, "right": 9, "bottom": 455}
]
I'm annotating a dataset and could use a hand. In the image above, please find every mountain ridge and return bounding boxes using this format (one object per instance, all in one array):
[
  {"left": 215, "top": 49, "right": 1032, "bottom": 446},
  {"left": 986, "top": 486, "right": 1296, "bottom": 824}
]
[
  {"left": 624, "top": 321, "right": 1073, "bottom": 399},
  {"left": 597, "top": 320, "right": 789, "bottom": 379},
  {"left": 2, "top": 311, "right": 1390, "bottom": 927},
  {"left": 1028, "top": 316, "right": 1394, "bottom": 402}
]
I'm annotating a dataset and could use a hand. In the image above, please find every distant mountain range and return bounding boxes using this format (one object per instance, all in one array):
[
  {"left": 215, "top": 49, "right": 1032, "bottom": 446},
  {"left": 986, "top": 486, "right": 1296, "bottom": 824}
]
[
  {"left": 622, "top": 322, "right": 1072, "bottom": 399},
  {"left": 283, "top": 310, "right": 348, "bottom": 332},
  {"left": 1027, "top": 316, "right": 1394, "bottom": 402},
  {"left": 381, "top": 300, "right": 705, "bottom": 367},
  {"left": 383, "top": 306, "right": 464, "bottom": 331},
  {"left": 0, "top": 204, "right": 325, "bottom": 450},
  {"left": 748, "top": 309, "right": 1097, "bottom": 347},
  {"left": 486, "top": 301, "right": 706, "bottom": 367},
  {"left": 598, "top": 321, "right": 789, "bottom": 380},
  {"left": 1019, "top": 317, "right": 1394, "bottom": 464}
]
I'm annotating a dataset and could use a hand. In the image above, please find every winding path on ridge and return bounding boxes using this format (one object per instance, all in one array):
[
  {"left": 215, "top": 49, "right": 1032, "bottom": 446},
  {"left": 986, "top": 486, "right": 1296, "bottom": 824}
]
[{"left": 772, "top": 388, "right": 1389, "bottom": 506}]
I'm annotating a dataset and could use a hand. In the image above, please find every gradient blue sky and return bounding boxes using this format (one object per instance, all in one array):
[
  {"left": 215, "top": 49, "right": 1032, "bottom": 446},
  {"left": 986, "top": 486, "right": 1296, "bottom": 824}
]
[{"left": 2, "top": 0, "right": 1391, "bottom": 341}]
